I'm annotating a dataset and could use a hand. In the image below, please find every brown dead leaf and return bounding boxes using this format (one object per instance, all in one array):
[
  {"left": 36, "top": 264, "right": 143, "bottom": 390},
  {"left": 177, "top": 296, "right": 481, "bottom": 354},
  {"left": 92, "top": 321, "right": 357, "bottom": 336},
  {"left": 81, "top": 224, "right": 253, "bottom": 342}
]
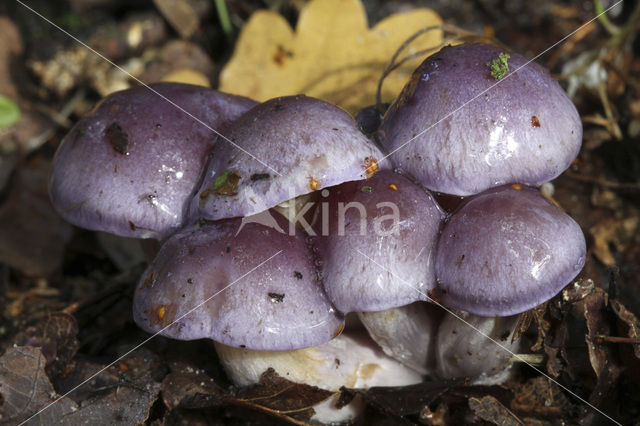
[
  {"left": 0, "top": 15, "right": 23, "bottom": 100},
  {"left": 341, "top": 379, "right": 463, "bottom": 419},
  {"left": 510, "top": 377, "right": 574, "bottom": 419},
  {"left": 162, "top": 366, "right": 333, "bottom": 423},
  {"left": 12, "top": 312, "right": 79, "bottom": 378},
  {"left": 220, "top": 0, "right": 443, "bottom": 114},
  {"left": 161, "top": 361, "right": 225, "bottom": 410},
  {"left": 469, "top": 395, "right": 525, "bottom": 426},
  {"left": 583, "top": 291, "right": 611, "bottom": 379},
  {"left": 52, "top": 350, "right": 162, "bottom": 425},
  {"left": 153, "top": 0, "right": 201, "bottom": 39},
  {"left": 610, "top": 299, "right": 640, "bottom": 358},
  {"left": 514, "top": 302, "right": 550, "bottom": 352},
  {"left": 235, "top": 368, "right": 334, "bottom": 422},
  {"left": 0, "top": 346, "right": 78, "bottom": 425},
  {"left": 589, "top": 216, "right": 639, "bottom": 267},
  {"left": 0, "top": 158, "right": 73, "bottom": 277},
  {"left": 62, "top": 384, "right": 160, "bottom": 425}
]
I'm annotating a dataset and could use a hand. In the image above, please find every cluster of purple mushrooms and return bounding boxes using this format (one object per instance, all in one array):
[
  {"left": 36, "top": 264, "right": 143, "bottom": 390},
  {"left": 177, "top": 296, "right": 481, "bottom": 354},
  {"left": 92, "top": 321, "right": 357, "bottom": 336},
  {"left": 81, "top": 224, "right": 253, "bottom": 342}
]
[{"left": 49, "top": 43, "right": 586, "bottom": 420}]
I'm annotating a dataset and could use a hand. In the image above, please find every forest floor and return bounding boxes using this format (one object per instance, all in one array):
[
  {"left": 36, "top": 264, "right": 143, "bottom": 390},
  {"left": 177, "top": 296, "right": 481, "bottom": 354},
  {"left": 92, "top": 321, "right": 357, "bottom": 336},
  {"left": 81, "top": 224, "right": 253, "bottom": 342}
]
[{"left": 0, "top": 0, "right": 639, "bottom": 424}]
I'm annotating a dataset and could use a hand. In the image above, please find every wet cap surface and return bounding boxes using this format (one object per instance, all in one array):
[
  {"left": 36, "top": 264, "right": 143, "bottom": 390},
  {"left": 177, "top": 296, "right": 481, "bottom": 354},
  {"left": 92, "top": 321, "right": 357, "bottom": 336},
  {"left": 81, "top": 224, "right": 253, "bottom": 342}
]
[
  {"left": 49, "top": 83, "right": 256, "bottom": 238},
  {"left": 316, "top": 170, "right": 445, "bottom": 312},
  {"left": 435, "top": 185, "right": 586, "bottom": 316},
  {"left": 133, "top": 214, "right": 344, "bottom": 350},
  {"left": 193, "top": 95, "right": 388, "bottom": 221},
  {"left": 378, "top": 43, "right": 582, "bottom": 196}
]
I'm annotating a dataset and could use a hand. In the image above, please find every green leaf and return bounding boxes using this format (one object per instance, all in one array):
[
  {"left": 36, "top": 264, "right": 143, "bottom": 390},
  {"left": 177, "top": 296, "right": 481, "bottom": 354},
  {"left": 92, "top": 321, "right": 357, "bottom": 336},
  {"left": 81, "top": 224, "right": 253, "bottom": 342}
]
[{"left": 0, "top": 95, "right": 21, "bottom": 130}]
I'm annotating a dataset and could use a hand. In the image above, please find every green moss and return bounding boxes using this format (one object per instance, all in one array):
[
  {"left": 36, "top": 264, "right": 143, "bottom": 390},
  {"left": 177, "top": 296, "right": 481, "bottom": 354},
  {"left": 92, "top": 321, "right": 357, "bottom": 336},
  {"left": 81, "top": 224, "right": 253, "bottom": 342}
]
[{"left": 487, "top": 52, "right": 510, "bottom": 80}]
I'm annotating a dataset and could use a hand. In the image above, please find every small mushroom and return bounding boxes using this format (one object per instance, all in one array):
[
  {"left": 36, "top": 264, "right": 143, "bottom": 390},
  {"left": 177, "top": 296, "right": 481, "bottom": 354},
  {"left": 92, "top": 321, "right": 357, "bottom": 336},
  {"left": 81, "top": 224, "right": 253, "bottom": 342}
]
[
  {"left": 192, "top": 95, "right": 388, "bottom": 221},
  {"left": 133, "top": 213, "right": 343, "bottom": 350},
  {"left": 378, "top": 43, "right": 582, "bottom": 196},
  {"left": 49, "top": 82, "right": 256, "bottom": 239},
  {"left": 435, "top": 184, "right": 586, "bottom": 316},
  {"left": 315, "top": 170, "right": 445, "bottom": 312}
]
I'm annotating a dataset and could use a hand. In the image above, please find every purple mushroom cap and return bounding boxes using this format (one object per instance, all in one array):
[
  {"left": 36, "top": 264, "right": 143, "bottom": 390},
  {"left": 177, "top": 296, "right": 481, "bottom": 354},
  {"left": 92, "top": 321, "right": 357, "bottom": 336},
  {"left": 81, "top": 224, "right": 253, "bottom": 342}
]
[
  {"left": 49, "top": 83, "right": 256, "bottom": 239},
  {"left": 315, "top": 170, "right": 445, "bottom": 312},
  {"left": 378, "top": 43, "right": 582, "bottom": 196},
  {"left": 192, "top": 95, "right": 388, "bottom": 221},
  {"left": 133, "top": 214, "right": 344, "bottom": 350},
  {"left": 435, "top": 185, "right": 586, "bottom": 316}
]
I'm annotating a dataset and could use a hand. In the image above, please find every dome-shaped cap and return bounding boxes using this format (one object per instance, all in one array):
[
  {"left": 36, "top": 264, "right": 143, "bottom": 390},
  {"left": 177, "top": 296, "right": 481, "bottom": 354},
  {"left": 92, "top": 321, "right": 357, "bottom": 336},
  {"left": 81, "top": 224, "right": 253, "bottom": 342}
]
[
  {"left": 133, "top": 214, "right": 344, "bottom": 350},
  {"left": 378, "top": 43, "right": 582, "bottom": 196},
  {"left": 49, "top": 83, "right": 256, "bottom": 239},
  {"left": 435, "top": 185, "right": 586, "bottom": 316},
  {"left": 315, "top": 170, "right": 444, "bottom": 312},
  {"left": 192, "top": 95, "right": 388, "bottom": 221}
]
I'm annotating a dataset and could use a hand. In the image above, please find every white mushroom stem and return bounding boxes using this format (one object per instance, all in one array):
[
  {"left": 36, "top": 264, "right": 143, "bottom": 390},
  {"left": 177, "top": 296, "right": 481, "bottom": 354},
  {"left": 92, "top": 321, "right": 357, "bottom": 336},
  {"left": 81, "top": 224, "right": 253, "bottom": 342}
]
[
  {"left": 359, "top": 304, "right": 526, "bottom": 385},
  {"left": 214, "top": 329, "right": 422, "bottom": 424},
  {"left": 358, "top": 302, "right": 443, "bottom": 375},
  {"left": 436, "top": 311, "right": 522, "bottom": 385}
]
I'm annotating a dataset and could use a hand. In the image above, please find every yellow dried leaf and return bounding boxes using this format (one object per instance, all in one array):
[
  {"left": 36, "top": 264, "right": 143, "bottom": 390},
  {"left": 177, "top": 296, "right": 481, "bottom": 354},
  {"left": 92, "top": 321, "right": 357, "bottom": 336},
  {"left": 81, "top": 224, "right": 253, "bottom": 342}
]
[
  {"left": 220, "top": 0, "right": 443, "bottom": 114},
  {"left": 161, "top": 68, "right": 210, "bottom": 87}
]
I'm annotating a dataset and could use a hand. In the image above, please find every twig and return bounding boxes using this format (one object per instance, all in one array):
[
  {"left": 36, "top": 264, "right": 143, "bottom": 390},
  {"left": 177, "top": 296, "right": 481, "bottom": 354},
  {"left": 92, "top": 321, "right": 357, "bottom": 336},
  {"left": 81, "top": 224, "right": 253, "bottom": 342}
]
[
  {"left": 565, "top": 171, "right": 640, "bottom": 191},
  {"left": 594, "top": 0, "right": 621, "bottom": 36},
  {"left": 375, "top": 23, "right": 509, "bottom": 114},
  {"left": 597, "top": 82, "right": 622, "bottom": 140},
  {"left": 593, "top": 334, "right": 640, "bottom": 344}
]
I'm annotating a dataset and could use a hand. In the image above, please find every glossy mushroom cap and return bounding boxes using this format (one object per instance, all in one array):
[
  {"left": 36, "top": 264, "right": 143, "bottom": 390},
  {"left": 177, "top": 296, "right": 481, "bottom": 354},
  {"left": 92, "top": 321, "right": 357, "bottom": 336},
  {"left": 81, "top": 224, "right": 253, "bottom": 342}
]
[
  {"left": 192, "top": 95, "right": 388, "bottom": 221},
  {"left": 435, "top": 185, "right": 586, "bottom": 316},
  {"left": 49, "top": 83, "right": 256, "bottom": 239},
  {"left": 133, "top": 214, "right": 343, "bottom": 350},
  {"left": 378, "top": 43, "right": 582, "bottom": 196},
  {"left": 315, "top": 170, "right": 445, "bottom": 312}
]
